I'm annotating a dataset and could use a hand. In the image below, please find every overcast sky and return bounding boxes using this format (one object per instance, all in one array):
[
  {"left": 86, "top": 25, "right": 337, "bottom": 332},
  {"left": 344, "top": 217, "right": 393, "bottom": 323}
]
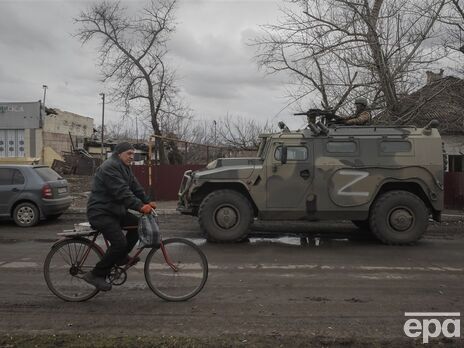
[{"left": 0, "top": 0, "right": 304, "bottom": 132}]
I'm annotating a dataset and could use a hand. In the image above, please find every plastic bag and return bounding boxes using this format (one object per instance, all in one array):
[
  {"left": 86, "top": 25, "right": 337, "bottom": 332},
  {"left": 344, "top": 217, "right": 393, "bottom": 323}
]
[{"left": 137, "top": 213, "right": 161, "bottom": 248}]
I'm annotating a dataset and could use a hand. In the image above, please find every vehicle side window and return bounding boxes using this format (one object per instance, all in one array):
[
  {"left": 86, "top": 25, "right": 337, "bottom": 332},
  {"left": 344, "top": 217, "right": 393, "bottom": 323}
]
[
  {"left": 12, "top": 169, "right": 25, "bottom": 185},
  {"left": 275, "top": 146, "right": 308, "bottom": 161},
  {"left": 0, "top": 168, "right": 13, "bottom": 185},
  {"left": 326, "top": 141, "right": 357, "bottom": 153},
  {"left": 34, "top": 167, "right": 61, "bottom": 181},
  {"left": 380, "top": 141, "right": 411, "bottom": 153}
]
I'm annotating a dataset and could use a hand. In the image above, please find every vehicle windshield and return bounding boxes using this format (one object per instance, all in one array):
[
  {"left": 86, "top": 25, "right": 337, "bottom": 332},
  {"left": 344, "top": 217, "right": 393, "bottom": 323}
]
[
  {"left": 257, "top": 138, "right": 268, "bottom": 159},
  {"left": 34, "top": 167, "right": 62, "bottom": 181}
]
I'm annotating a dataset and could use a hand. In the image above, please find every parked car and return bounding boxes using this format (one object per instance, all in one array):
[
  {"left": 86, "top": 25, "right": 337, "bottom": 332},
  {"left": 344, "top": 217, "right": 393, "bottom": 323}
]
[{"left": 0, "top": 165, "right": 72, "bottom": 227}]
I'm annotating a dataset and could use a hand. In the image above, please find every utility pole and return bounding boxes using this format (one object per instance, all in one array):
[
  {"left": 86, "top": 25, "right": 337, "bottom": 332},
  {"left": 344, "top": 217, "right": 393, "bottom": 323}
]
[
  {"left": 135, "top": 116, "right": 138, "bottom": 144},
  {"left": 42, "top": 85, "right": 48, "bottom": 108},
  {"left": 213, "top": 120, "right": 217, "bottom": 145},
  {"left": 99, "top": 93, "right": 105, "bottom": 160}
]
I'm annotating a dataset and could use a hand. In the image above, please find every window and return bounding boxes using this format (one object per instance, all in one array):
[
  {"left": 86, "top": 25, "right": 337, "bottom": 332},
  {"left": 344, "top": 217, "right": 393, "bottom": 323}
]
[
  {"left": 257, "top": 138, "right": 267, "bottom": 158},
  {"left": 12, "top": 169, "right": 25, "bottom": 185},
  {"left": 326, "top": 141, "right": 357, "bottom": 153},
  {"left": 34, "top": 167, "right": 61, "bottom": 181},
  {"left": 134, "top": 152, "right": 145, "bottom": 161},
  {"left": 380, "top": 141, "right": 411, "bottom": 153},
  {"left": 0, "top": 169, "right": 12, "bottom": 185},
  {"left": 0, "top": 168, "right": 23, "bottom": 185},
  {"left": 275, "top": 146, "right": 308, "bottom": 161}
]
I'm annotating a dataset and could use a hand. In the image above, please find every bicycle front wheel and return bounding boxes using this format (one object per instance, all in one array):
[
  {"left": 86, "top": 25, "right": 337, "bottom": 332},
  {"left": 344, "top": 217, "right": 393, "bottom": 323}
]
[
  {"left": 144, "top": 238, "right": 208, "bottom": 301},
  {"left": 44, "top": 238, "right": 103, "bottom": 302}
]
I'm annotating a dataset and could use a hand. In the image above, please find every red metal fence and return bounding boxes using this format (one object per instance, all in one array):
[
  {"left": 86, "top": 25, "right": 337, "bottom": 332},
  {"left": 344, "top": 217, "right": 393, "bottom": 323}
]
[
  {"left": 444, "top": 172, "right": 464, "bottom": 210},
  {"left": 133, "top": 164, "right": 204, "bottom": 201}
]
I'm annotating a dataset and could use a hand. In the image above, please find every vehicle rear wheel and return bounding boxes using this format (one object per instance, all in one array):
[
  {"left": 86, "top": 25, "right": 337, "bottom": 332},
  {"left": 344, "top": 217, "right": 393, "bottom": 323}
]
[
  {"left": 13, "top": 202, "right": 39, "bottom": 227},
  {"left": 369, "top": 191, "right": 429, "bottom": 245},
  {"left": 44, "top": 238, "right": 103, "bottom": 302},
  {"left": 198, "top": 189, "right": 253, "bottom": 242}
]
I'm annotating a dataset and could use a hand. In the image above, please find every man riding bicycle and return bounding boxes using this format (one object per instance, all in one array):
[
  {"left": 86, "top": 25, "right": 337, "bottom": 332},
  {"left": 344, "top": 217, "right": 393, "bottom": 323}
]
[{"left": 83, "top": 142, "right": 156, "bottom": 291}]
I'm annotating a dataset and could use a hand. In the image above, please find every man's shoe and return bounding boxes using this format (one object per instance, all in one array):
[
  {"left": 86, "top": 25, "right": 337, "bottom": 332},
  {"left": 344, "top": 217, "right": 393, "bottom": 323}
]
[
  {"left": 116, "top": 256, "right": 140, "bottom": 267},
  {"left": 83, "top": 272, "right": 112, "bottom": 291}
]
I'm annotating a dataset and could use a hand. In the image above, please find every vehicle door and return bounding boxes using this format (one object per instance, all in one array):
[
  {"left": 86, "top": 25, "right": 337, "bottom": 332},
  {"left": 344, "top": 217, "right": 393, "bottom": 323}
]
[
  {"left": 266, "top": 139, "right": 313, "bottom": 209},
  {"left": 0, "top": 168, "right": 26, "bottom": 215}
]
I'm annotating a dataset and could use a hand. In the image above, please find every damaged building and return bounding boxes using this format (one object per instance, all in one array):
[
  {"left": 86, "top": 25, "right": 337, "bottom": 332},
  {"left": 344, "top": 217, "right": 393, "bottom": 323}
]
[{"left": 0, "top": 101, "right": 94, "bottom": 166}]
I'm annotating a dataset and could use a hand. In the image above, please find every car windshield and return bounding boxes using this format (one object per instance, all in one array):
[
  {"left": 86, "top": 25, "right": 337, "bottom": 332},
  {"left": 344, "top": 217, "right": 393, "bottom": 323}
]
[
  {"left": 257, "top": 138, "right": 267, "bottom": 159},
  {"left": 34, "top": 167, "right": 62, "bottom": 181}
]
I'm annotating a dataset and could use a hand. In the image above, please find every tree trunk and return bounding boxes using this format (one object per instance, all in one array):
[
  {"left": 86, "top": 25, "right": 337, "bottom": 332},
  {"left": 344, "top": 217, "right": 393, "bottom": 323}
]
[
  {"left": 366, "top": 0, "right": 399, "bottom": 116},
  {"left": 147, "top": 76, "right": 167, "bottom": 164},
  {"left": 151, "top": 117, "right": 167, "bottom": 164}
]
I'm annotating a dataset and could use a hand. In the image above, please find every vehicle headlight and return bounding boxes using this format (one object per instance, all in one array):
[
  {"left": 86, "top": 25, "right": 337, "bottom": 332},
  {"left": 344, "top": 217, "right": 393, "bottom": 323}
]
[{"left": 206, "top": 160, "right": 218, "bottom": 169}]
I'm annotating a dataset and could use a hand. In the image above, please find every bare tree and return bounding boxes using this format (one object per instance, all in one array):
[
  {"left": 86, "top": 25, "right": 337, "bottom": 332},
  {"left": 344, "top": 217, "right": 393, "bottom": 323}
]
[
  {"left": 217, "top": 114, "right": 274, "bottom": 150},
  {"left": 75, "top": 0, "right": 181, "bottom": 163},
  {"left": 439, "top": 0, "right": 464, "bottom": 73},
  {"left": 256, "top": 22, "right": 365, "bottom": 114},
  {"left": 158, "top": 101, "right": 195, "bottom": 141},
  {"left": 255, "top": 0, "right": 447, "bottom": 117},
  {"left": 99, "top": 121, "right": 133, "bottom": 142}
]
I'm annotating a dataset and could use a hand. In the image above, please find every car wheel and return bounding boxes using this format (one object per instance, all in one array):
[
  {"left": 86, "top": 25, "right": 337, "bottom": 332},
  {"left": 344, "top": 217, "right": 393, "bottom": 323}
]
[
  {"left": 199, "top": 189, "right": 253, "bottom": 242},
  {"left": 13, "top": 202, "right": 40, "bottom": 227},
  {"left": 369, "top": 191, "right": 428, "bottom": 245}
]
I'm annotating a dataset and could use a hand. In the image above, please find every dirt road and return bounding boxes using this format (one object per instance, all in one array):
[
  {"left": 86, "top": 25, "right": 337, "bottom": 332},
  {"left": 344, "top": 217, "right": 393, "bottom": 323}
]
[{"left": 0, "top": 215, "right": 463, "bottom": 347}]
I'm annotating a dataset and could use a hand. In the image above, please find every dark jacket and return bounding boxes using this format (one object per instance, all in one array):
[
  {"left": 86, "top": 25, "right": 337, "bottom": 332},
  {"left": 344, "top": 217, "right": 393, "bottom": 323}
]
[{"left": 87, "top": 155, "right": 150, "bottom": 219}]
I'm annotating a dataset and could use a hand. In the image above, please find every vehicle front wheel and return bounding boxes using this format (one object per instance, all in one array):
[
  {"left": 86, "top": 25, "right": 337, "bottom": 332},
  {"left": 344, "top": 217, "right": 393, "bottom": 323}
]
[
  {"left": 369, "top": 191, "right": 429, "bottom": 245},
  {"left": 198, "top": 189, "right": 253, "bottom": 242},
  {"left": 13, "top": 202, "right": 40, "bottom": 227}
]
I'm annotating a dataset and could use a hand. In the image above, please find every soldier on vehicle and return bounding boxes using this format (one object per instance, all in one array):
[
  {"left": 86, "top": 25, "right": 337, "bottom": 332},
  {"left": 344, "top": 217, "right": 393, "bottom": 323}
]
[
  {"left": 295, "top": 97, "right": 371, "bottom": 127},
  {"left": 337, "top": 97, "right": 370, "bottom": 125}
]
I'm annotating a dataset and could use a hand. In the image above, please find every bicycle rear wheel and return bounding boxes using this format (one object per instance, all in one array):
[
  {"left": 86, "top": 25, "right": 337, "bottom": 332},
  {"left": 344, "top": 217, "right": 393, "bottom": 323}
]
[
  {"left": 44, "top": 238, "right": 103, "bottom": 302},
  {"left": 144, "top": 238, "right": 208, "bottom": 301}
]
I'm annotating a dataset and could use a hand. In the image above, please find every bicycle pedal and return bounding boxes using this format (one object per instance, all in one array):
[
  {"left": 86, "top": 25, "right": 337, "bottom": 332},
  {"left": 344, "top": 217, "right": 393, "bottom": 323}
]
[{"left": 108, "top": 267, "right": 127, "bottom": 286}]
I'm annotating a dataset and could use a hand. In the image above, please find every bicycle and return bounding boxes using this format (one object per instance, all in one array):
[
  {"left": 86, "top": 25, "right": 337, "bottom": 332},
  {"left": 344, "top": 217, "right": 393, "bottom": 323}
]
[{"left": 43, "top": 211, "right": 208, "bottom": 302}]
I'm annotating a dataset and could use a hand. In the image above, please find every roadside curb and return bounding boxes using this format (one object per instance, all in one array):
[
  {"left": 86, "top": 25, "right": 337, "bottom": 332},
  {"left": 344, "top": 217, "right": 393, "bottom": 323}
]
[{"left": 440, "top": 213, "right": 464, "bottom": 223}]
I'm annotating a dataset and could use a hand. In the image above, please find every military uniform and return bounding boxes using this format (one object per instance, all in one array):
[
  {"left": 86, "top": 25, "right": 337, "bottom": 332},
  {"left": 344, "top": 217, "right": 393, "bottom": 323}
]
[{"left": 342, "top": 110, "right": 371, "bottom": 125}]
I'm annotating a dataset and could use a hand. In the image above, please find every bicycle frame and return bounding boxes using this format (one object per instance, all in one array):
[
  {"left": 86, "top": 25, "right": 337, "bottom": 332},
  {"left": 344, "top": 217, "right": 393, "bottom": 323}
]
[{"left": 73, "top": 231, "right": 179, "bottom": 273}]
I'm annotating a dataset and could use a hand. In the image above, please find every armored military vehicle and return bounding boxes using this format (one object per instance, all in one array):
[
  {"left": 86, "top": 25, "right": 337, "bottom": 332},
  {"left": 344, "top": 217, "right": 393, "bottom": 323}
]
[{"left": 178, "top": 118, "right": 444, "bottom": 245}]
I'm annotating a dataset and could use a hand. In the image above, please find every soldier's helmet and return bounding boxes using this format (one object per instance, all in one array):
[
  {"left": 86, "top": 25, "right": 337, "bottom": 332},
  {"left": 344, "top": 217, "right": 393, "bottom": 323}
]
[{"left": 354, "top": 97, "right": 368, "bottom": 106}]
